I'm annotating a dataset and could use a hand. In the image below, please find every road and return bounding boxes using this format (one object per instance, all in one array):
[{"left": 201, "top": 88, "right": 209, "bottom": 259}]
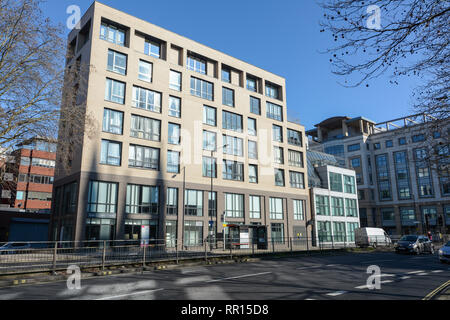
[{"left": 0, "top": 251, "right": 448, "bottom": 300}]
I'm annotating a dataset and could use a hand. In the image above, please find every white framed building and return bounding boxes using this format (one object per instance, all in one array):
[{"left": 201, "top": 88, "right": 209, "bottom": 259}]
[{"left": 308, "top": 151, "right": 360, "bottom": 245}]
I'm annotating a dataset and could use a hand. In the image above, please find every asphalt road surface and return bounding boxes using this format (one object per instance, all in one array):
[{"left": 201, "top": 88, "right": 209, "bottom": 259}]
[{"left": 0, "top": 251, "right": 448, "bottom": 300}]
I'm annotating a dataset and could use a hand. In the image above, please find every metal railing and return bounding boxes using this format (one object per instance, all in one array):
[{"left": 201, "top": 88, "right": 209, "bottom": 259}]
[{"left": 0, "top": 237, "right": 357, "bottom": 275}]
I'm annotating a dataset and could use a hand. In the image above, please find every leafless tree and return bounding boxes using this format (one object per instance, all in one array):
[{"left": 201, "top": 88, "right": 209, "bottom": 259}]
[
  {"left": 318, "top": 0, "right": 449, "bottom": 119},
  {"left": 0, "top": 0, "right": 94, "bottom": 183}
]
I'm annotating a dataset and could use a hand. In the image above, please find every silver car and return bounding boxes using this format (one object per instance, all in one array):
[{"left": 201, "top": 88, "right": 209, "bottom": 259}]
[{"left": 439, "top": 241, "right": 450, "bottom": 263}]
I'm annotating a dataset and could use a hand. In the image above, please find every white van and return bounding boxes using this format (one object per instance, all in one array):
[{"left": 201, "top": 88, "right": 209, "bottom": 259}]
[{"left": 355, "top": 228, "right": 392, "bottom": 248}]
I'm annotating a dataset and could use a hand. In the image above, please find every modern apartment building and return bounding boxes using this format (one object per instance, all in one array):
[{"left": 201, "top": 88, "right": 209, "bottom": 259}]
[
  {"left": 307, "top": 114, "right": 450, "bottom": 236},
  {"left": 0, "top": 137, "right": 57, "bottom": 212},
  {"left": 307, "top": 151, "right": 360, "bottom": 245},
  {"left": 51, "top": 2, "right": 309, "bottom": 245}
]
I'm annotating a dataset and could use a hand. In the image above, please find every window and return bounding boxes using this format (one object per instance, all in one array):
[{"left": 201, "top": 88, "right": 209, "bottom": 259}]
[
  {"left": 208, "top": 192, "right": 217, "bottom": 217},
  {"left": 100, "top": 140, "right": 121, "bottom": 166},
  {"left": 329, "top": 172, "right": 343, "bottom": 192},
  {"left": 132, "top": 86, "right": 161, "bottom": 113},
  {"left": 167, "top": 188, "right": 178, "bottom": 215},
  {"left": 399, "top": 137, "right": 407, "bottom": 145},
  {"left": 130, "top": 115, "right": 161, "bottom": 141},
  {"left": 414, "top": 148, "right": 434, "bottom": 197},
  {"left": 222, "top": 87, "right": 234, "bottom": 107},
  {"left": 374, "top": 143, "right": 381, "bottom": 150},
  {"left": 185, "top": 190, "right": 203, "bottom": 216},
  {"left": 103, "top": 109, "right": 123, "bottom": 135},
  {"left": 288, "top": 150, "right": 303, "bottom": 168},
  {"left": 247, "top": 76, "right": 257, "bottom": 92},
  {"left": 287, "top": 129, "right": 302, "bottom": 147},
  {"left": 275, "top": 169, "right": 285, "bottom": 187},
  {"left": 394, "top": 151, "right": 412, "bottom": 200},
  {"left": 129, "top": 145, "right": 159, "bottom": 170},
  {"left": 31, "top": 158, "right": 56, "bottom": 168},
  {"left": 248, "top": 140, "right": 258, "bottom": 160},
  {"left": 107, "top": 50, "right": 127, "bottom": 75},
  {"left": 290, "top": 171, "right": 305, "bottom": 189},
  {"left": 331, "top": 197, "right": 345, "bottom": 216},
  {"left": 203, "top": 106, "right": 217, "bottom": 126},
  {"left": 105, "top": 79, "right": 125, "bottom": 104},
  {"left": 351, "top": 158, "right": 361, "bottom": 168},
  {"left": 348, "top": 144, "right": 360, "bottom": 152},
  {"left": 203, "top": 131, "right": 217, "bottom": 151},
  {"left": 375, "top": 154, "right": 392, "bottom": 200},
  {"left": 267, "top": 102, "right": 283, "bottom": 121},
  {"left": 248, "top": 118, "right": 257, "bottom": 136},
  {"left": 184, "top": 221, "right": 203, "bottom": 246},
  {"left": 170, "top": 70, "right": 182, "bottom": 91},
  {"left": 100, "top": 22, "right": 125, "bottom": 46},
  {"left": 347, "top": 223, "right": 359, "bottom": 242},
  {"left": 249, "top": 196, "right": 261, "bottom": 219},
  {"left": 265, "top": 82, "right": 280, "bottom": 100},
  {"left": 270, "top": 198, "right": 284, "bottom": 220},
  {"left": 222, "top": 111, "right": 243, "bottom": 133},
  {"left": 126, "top": 185, "right": 158, "bottom": 215},
  {"left": 273, "top": 125, "right": 283, "bottom": 142},
  {"left": 225, "top": 193, "right": 244, "bottom": 218},
  {"left": 16, "top": 191, "right": 24, "bottom": 201},
  {"left": 87, "top": 181, "right": 118, "bottom": 215},
  {"left": 382, "top": 208, "right": 395, "bottom": 223},
  {"left": 433, "top": 131, "right": 441, "bottom": 139},
  {"left": 400, "top": 208, "right": 416, "bottom": 223},
  {"left": 167, "top": 151, "right": 180, "bottom": 173},
  {"left": 202, "top": 157, "right": 217, "bottom": 178},
  {"left": 249, "top": 165, "right": 258, "bottom": 184},
  {"left": 223, "top": 135, "right": 243, "bottom": 157},
  {"left": 223, "top": 160, "right": 244, "bottom": 181},
  {"left": 345, "top": 199, "right": 358, "bottom": 217},
  {"left": 274, "top": 147, "right": 284, "bottom": 164},
  {"left": 190, "top": 77, "right": 213, "bottom": 100},
  {"left": 138, "top": 60, "right": 152, "bottom": 82},
  {"left": 169, "top": 96, "right": 181, "bottom": 118},
  {"left": 315, "top": 195, "right": 330, "bottom": 216},
  {"left": 412, "top": 134, "right": 425, "bottom": 143},
  {"left": 221, "top": 68, "right": 231, "bottom": 83},
  {"left": 250, "top": 96, "right": 261, "bottom": 115},
  {"left": 293, "top": 200, "right": 305, "bottom": 220},
  {"left": 168, "top": 123, "right": 181, "bottom": 145},
  {"left": 144, "top": 39, "right": 161, "bottom": 58},
  {"left": 333, "top": 222, "right": 346, "bottom": 242},
  {"left": 344, "top": 175, "right": 356, "bottom": 194},
  {"left": 187, "top": 56, "right": 206, "bottom": 74},
  {"left": 271, "top": 223, "right": 285, "bottom": 244},
  {"left": 386, "top": 140, "right": 394, "bottom": 148},
  {"left": 26, "top": 174, "right": 54, "bottom": 185}
]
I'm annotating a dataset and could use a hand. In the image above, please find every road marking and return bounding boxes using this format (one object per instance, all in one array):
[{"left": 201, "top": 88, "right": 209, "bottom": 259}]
[
  {"left": 206, "top": 272, "right": 272, "bottom": 283},
  {"left": 432, "top": 270, "right": 443, "bottom": 273},
  {"left": 176, "top": 276, "right": 211, "bottom": 285},
  {"left": 355, "top": 280, "right": 394, "bottom": 290},
  {"left": 326, "top": 291, "right": 347, "bottom": 296},
  {"left": 417, "top": 273, "right": 428, "bottom": 276},
  {"left": 401, "top": 276, "right": 411, "bottom": 280},
  {"left": 407, "top": 270, "right": 425, "bottom": 274},
  {"left": 96, "top": 288, "right": 164, "bottom": 300}
]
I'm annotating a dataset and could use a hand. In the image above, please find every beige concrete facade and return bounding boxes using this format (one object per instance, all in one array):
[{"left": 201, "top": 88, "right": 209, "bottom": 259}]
[{"left": 51, "top": 2, "right": 310, "bottom": 244}]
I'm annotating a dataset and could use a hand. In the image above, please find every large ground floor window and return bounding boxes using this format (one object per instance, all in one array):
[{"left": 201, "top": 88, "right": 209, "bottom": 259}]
[
  {"left": 271, "top": 223, "right": 285, "bottom": 244},
  {"left": 184, "top": 221, "right": 203, "bottom": 247},
  {"left": 85, "top": 218, "right": 116, "bottom": 241}
]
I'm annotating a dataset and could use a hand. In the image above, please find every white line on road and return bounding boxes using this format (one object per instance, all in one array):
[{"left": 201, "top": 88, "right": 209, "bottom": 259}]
[
  {"left": 176, "top": 276, "right": 212, "bottom": 285},
  {"left": 432, "top": 270, "right": 443, "bottom": 273},
  {"left": 95, "top": 288, "right": 164, "bottom": 300},
  {"left": 206, "top": 272, "right": 272, "bottom": 283},
  {"left": 407, "top": 270, "right": 425, "bottom": 274},
  {"left": 401, "top": 276, "right": 411, "bottom": 280},
  {"left": 355, "top": 280, "right": 394, "bottom": 290},
  {"left": 326, "top": 291, "right": 347, "bottom": 296},
  {"left": 417, "top": 273, "right": 429, "bottom": 276}
]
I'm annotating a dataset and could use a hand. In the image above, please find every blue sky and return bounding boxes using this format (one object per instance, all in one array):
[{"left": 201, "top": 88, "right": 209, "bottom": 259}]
[{"left": 41, "top": 0, "right": 422, "bottom": 130}]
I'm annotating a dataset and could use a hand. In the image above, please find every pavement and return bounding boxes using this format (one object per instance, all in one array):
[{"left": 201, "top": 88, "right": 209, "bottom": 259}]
[{"left": 0, "top": 251, "right": 448, "bottom": 300}]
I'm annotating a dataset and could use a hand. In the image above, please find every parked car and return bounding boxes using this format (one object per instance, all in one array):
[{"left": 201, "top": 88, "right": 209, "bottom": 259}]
[
  {"left": 438, "top": 241, "right": 450, "bottom": 263},
  {"left": 355, "top": 228, "right": 392, "bottom": 248},
  {"left": 0, "top": 242, "right": 32, "bottom": 255},
  {"left": 395, "top": 235, "right": 435, "bottom": 255}
]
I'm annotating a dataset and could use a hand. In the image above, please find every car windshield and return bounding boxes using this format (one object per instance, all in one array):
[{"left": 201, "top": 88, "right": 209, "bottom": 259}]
[{"left": 400, "top": 236, "right": 418, "bottom": 242}]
